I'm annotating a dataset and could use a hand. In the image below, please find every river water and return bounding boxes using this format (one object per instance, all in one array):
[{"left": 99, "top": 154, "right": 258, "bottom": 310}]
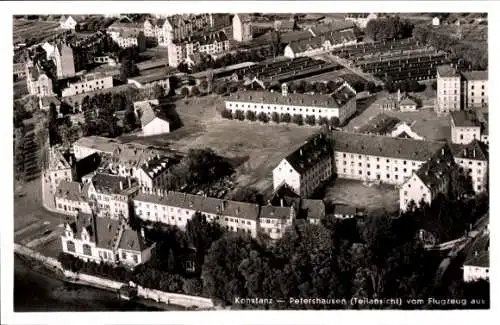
[{"left": 14, "top": 256, "right": 161, "bottom": 312}]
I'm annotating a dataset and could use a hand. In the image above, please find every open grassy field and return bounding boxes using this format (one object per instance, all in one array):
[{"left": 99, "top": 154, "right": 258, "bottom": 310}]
[
  {"left": 122, "top": 95, "right": 320, "bottom": 196},
  {"left": 324, "top": 178, "right": 400, "bottom": 213},
  {"left": 13, "top": 19, "right": 60, "bottom": 43},
  {"left": 344, "top": 92, "right": 450, "bottom": 141}
]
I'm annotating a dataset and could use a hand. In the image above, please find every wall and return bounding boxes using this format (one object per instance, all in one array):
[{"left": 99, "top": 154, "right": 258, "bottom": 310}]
[{"left": 137, "top": 286, "right": 214, "bottom": 309}]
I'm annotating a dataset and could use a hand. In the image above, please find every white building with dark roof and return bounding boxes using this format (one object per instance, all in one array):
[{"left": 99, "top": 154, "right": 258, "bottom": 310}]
[
  {"left": 46, "top": 147, "right": 73, "bottom": 196},
  {"left": 55, "top": 180, "right": 92, "bottom": 216},
  {"left": 273, "top": 133, "right": 334, "bottom": 198},
  {"left": 135, "top": 155, "right": 179, "bottom": 192},
  {"left": 61, "top": 212, "right": 155, "bottom": 267},
  {"left": 450, "top": 110, "right": 482, "bottom": 144},
  {"left": 399, "top": 144, "right": 456, "bottom": 211},
  {"left": 138, "top": 100, "right": 171, "bottom": 136},
  {"left": 451, "top": 140, "right": 488, "bottom": 193},
  {"left": 436, "top": 65, "right": 461, "bottom": 113},
  {"left": 284, "top": 30, "right": 357, "bottom": 58},
  {"left": 461, "top": 70, "right": 488, "bottom": 109},
  {"left": 225, "top": 82, "right": 357, "bottom": 124}
]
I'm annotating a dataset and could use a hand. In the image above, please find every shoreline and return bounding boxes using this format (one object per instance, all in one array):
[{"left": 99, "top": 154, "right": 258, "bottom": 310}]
[{"left": 14, "top": 252, "right": 188, "bottom": 311}]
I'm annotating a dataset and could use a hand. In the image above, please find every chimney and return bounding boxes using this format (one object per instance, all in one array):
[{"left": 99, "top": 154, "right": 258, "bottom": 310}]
[
  {"left": 280, "top": 198, "right": 284, "bottom": 207},
  {"left": 119, "top": 181, "right": 123, "bottom": 190}
]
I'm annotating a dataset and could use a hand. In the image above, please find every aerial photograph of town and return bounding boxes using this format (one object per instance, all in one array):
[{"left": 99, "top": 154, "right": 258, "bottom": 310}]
[{"left": 9, "top": 7, "right": 489, "bottom": 320}]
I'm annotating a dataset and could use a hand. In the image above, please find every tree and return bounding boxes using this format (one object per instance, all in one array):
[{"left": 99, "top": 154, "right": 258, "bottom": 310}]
[
  {"left": 315, "top": 82, "right": 327, "bottom": 94},
  {"left": 180, "top": 87, "right": 190, "bottom": 98},
  {"left": 200, "top": 79, "right": 208, "bottom": 91},
  {"left": 230, "top": 187, "right": 263, "bottom": 204},
  {"left": 221, "top": 109, "right": 233, "bottom": 119},
  {"left": 280, "top": 113, "right": 291, "bottom": 123},
  {"left": 318, "top": 117, "right": 329, "bottom": 126},
  {"left": 124, "top": 108, "right": 138, "bottom": 130},
  {"left": 215, "top": 84, "right": 227, "bottom": 95},
  {"left": 246, "top": 110, "right": 257, "bottom": 121},
  {"left": 48, "top": 102, "right": 59, "bottom": 146},
  {"left": 257, "top": 112, "right": 269, "bottom": 123},
  {"left": 59, "top": 102, "right": 72, "bottom": 115},
  {"left": 119, "top": 58, "right": 139, "bottom": 82},
  {"left": 153, "top": 84, "right": 165, "bottom": 98},
  {"left": 271, "top": 112, "right": 280, "bottom": 123},
  {"left": 305, "top": 115, "right": 316, "bottom": 126},
  {"left": 292, "top": 114, "right": 303, "bottom": 125},
  {"left": 191, "top": 86, "right": 201, "bottom": 97},
  {"left": 431, "top": 81, "right": 437, "bottom": 90},
  {"left": 234, "top": 110, "right": 245, "bottom": 121},
  {"left": 304, "top": 82, "right": 314, "bottom": 93},
  {"left": 329, "top": 117, "right": 340, "bottom": 128}
]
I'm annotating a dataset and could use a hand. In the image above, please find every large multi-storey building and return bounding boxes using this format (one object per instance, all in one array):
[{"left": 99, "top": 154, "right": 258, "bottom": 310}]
[
  {"left": 85, "top": 172, "right": 139, "bottom": 219},
  {"left": 73, "top": 136, "right": 121, "bottom": 160},
  {"left": 451, "top": 140, "right": 488, "bottom": 193},
  {"left": 331, "top": 131, "right": 446, "bottom": 186},
  {"left": 461, "top": 70, "right": 488, "bottom": 109},
  {"left": 436, "top": 65, "right": 461, "bottom": 113},
  {"left": 25, "top": 59, "right": 54, "bottom": 97},
  {"left": 450, "top": 110, "right": 482, "bottom": 145},
  {"left": 61, "top": 73, "right": 113, "bottom": 97},
  {"left": 133, "top": 189, "right": 297, "bottom": 240},
  {"left": 167, "top": 31, "right": 230, "bottom": 67},
  {"left": 61, "top": 211, "right": 155, "bottom": 267},
  {"left": 55, "top": 180, "right": 92, "bottom": 216},
  {"left": 232, "top": 14, "right": 253, "bottom": 42},
  {"left": 225, "top": 82, "right": 357, "bottom": 125},
  {"left": 399, "top": 144, "right": 456, "bottom": 211},
  {"left": 273, "top": 133, "right": 334, "bottom": 198},
  {"left": 53, "top": 42, "right": 76, "bottom": 79},
  {"left": 46, "top": 147, "right": 73, "bottom": 196}
]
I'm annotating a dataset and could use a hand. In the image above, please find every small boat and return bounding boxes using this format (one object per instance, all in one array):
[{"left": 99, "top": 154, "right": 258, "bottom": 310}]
[{"left": 118, "top": 285, "right": 138, "bottom": 301}]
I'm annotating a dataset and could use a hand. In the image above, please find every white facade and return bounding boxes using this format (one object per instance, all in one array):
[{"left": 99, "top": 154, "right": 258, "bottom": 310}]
[
  {"left": 464, "top": 78, "right": 488, "bottom": 109},
  {"left": 454, "top": 156, "right": 488, "bottom": 193},
  {"left": 225, "top": 88, "right": 356, "bottom": 124},
  {"left": 60, "top": 16, "right": 79, "bottom": 30},
  {"left": 141, "top": 118, "right": 171, "bottom": 136},
  {"left": 273, "top": 160, "right": 301, "bottom": 195},
  {"left": 437, "top": 69, "right": 461, "bottom": 113},
  {"left": 56, "top": 195, "right": 92, "bottom": 216},
  {"left": 451, "top": 125, "right": 481, "bottom": 145},
  {"left": 432, "top": 17, "right": 440, "bottom": 26},
  {"left": 232, "top": 14, "right": 252, "bottom": 42},
  {"left": 463, "top": 264, "right": 489, "bottom": 283},
  {"left": 61, "top": 224, "right": 100, "bottom": 262},
  {"left": 399, "top": 174, "right": 432, "bottom": 211},
  {"left": 61, "top": 74, "right": 113, "bottom": 97},
  {"left": 334, "top": 151, "right": 425, "bottom": 185},
  {"left": 399, "top": 101, "right": 417, "bottom": 112}
]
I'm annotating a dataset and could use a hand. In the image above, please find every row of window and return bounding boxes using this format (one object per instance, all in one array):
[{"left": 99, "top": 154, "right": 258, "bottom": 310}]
[
  {"left": 339, "top": 160, "right": 413, "bottom": 173},
  {"left": 228, "top": 103, "right": 327, "bottom": 114},
  {"left": 136, "top": 208, "right": 253, "bottom": 225},
  {"left": 338, "top": 153, "right": 420, "bottom": 166},
  {"left": 340, "top": 169, "right": 406, "bottom": 181}
]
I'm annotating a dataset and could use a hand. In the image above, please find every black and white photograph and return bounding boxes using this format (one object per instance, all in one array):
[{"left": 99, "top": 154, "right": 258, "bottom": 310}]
[{"left": 2, "top": 1, "right": 494, "bottom": 324}]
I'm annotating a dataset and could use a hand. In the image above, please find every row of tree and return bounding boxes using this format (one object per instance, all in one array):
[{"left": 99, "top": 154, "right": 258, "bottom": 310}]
[
  {"left": 412, "top": 25, "right": 488, "bottom": 70},
  {"left": 365, "top": 16, "right": 415, "bottom": 41},
  {"left": 385, "top": 78, "right": 427, "bottom": 93},
  {"left": 221, "top": 109, "right": 341, "bottom": 127}
]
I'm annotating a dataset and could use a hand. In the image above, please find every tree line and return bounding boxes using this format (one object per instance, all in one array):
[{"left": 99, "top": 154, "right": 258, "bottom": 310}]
[
  {"left": 365, "top": 16, "right": 415, "bottom": 41},
  {"left": 221, "top": 109, "right": 341, "bottom": 128}
]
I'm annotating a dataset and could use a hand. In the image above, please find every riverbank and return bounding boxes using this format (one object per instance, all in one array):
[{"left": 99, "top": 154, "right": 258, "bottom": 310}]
[{"left": 14, "top": 255, "right": 165, "bottom": 312}]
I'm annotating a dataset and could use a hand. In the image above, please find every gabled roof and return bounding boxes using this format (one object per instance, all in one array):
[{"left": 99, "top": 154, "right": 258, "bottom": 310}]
[
  {"left": 67, "top": 212, "right": 96, "bottom": 242},
  {"left": 331, "top": 131, "right": 445, "bottom": 161},
  {"left": 451, "top": 111, "right": 481, "bottom": 128},
  {"left": 140, "top": 102, "right": 170, "bottom": 127},
  {"left": 415, "top": 144, "right": 455, "bottom": 191},
  {"left": 90, "top": 173, "right": 132, "bottom": 195},
  {"left": 94, "top": 216, "right": 122, "bottom": 250},
  {"left": 260, "top": 205, "right": 293, "bottom": 221},
  {"left": 285, "top": 133, "right": 333, "bottom": 174},
  {"left": 450, "top": 140, "right": 488, "bottom": 161},
  {"left": 400, "top": 98, "right": 417, "bottom": 106},
  {"left": 56, "top": 180, "right": 86, "bottom": 202},
  {"left": 118, "top": 228, "right": 150, "bottom": 251},
  {"left": 461, "top": 70, "right": 488, "bottom": 81},
  {"left": 140, "top": 156, "right": 179, "bottom": 180},
  {"left": 437, "top": 65, "right": 460, "bottom": 78},
  {"left": 287, "top": 29, "right": 356, "bottom": 54}
]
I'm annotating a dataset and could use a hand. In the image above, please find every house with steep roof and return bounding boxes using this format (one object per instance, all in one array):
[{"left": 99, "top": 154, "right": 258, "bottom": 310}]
[
  {"left": 61, "top": 211, "right": 155, "bottom": 267},
  {"left": 399, "top": 98, "right": 418, "bottom": 112},
  {"left": 138, "top": 101, "right": 171, "bottom": 136},
  {"left": 463, "top": 228, "right": 489, "bottom": 282},
  {"left": 134, "top": 155, "right": 179, "bottom": 192},
  {"left": 25, "top": 59, "right": 54, "bottom": 97},
  {"left": 53, "top": 42, "right": 76, "bottom": 79},
  {"left": 273, "top": 132, "right": 334, "bottom": 198},
  {"left": 436, "top": 64, "right": 461, "bottom": 113},
  {"left": 451, "top": 140, "right": 488, "bottom": 193},
  {"left": 59, "top": 15, "right": 85, "bottom": 30},
  {"left": 55, "top": 180, "right": 92, "bottom": 216},
  {"left": 46, "top": 147, "right": 73, "bottom": 195},
  {"left": 85, "top": 172, "right": 139, "bottom": 219},
  {"left": 399, "top": 144, "right": 456, "bottom": 211},
  {"left": 233, "top": 14, "right": 253, "bottom": 42},
  {"left": 450, "top": 110, "right": 482, "bottom": 144}
]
